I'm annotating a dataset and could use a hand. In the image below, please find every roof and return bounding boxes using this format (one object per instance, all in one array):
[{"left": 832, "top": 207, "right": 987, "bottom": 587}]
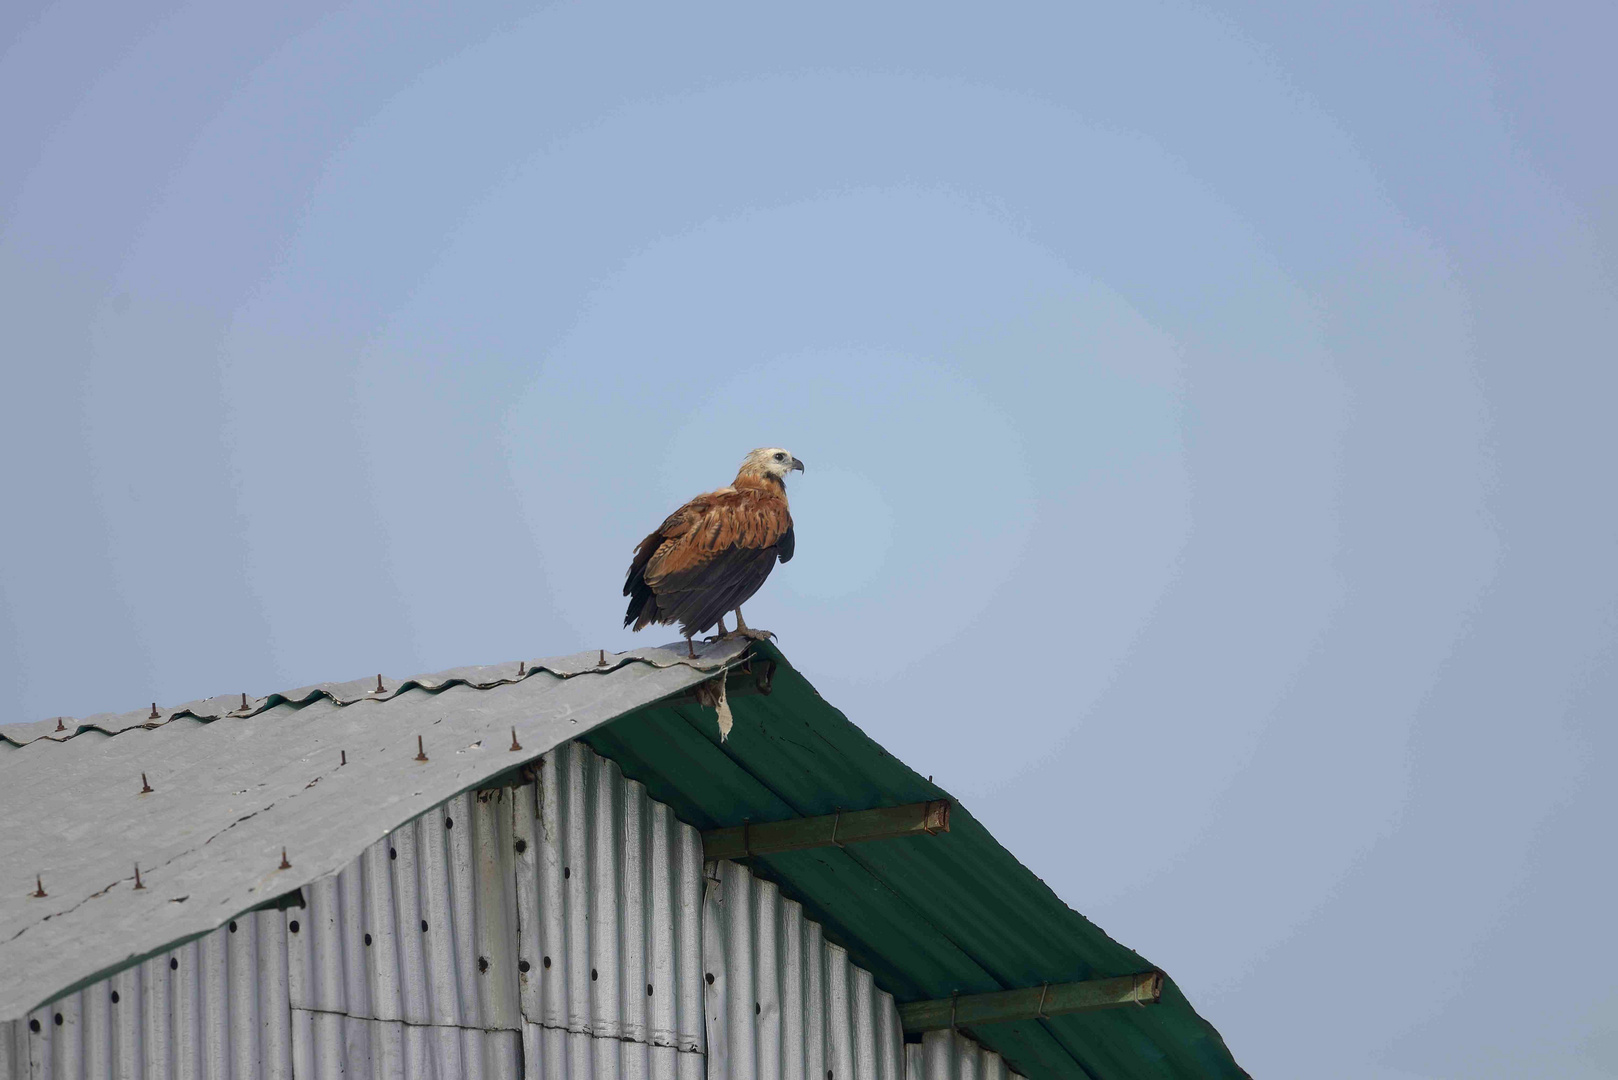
[
  {"left": 0, "top": 643, "right": 751, "bottom": 1022},
  {"left": 589, "top": 643, "right": 1248, "bottom": 1080},
  {"left": 0, "top": 641, "right": 1247, "bottom": 1080}
]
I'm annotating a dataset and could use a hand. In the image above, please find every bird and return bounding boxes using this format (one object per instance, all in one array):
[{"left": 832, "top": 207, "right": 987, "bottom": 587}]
[{"left": 624, "top": 447, "right": 804, "bottom": 659}]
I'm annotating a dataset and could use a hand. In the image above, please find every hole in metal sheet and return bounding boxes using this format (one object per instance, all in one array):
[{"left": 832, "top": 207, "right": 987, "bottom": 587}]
[
  {"left": 445, "top": 817, "right": 453, "bottom": 829},
  {"left": 421, "top": 920, "right": 429, "bottom": 932},
  {"left": 170, "top": 957, "right": 179, "bottom": 969},
  {"left": 756, "top": 1003, "right": 761, "bottom": 1015},
  {"left": 591, "top": 969, "right": 598, "bottom": 981},
  {"left": 53, "top": 1014, "right": 62, "bottom": 1026},
  {"left": 705, "top": 973, "right": 714, "bottom": 985},
  {"left": 519, "top": 960, "right": 531, "bottom": 973},
  {"left": 563, "top": 866, "right": 570, "bottom": 879},
  {"left": 364, "top": 933, "right": 373, "bottom": 946},
  {"left": 514, "top": 839, "right": 527, "bottom": 854},
  {"left": 28, "top": 1019, "right": 40, "bottom": 1033},
  {"left": 110, "top": 991, "right": 120, "bottom": 1004},
  {"left": 479, "top": 957, "right": 489, "bottom": 973},
  {"left": 543, "top": 956, "right": 551, "bottom": 969},
  {"left": 389, "top": 847, "right": 397, "bottom": 860},
  {"left": 647, "top": 984, "right": 654, "bottom": 996},
  {"left": 828, "top": 1072, "right": 834, "bottom": 1079},
  {"left": 228, "top": 921, "right": 237, "bottom": 933},
  {"left": 288, "top": 921, "right": 300, "bottom": 935}
]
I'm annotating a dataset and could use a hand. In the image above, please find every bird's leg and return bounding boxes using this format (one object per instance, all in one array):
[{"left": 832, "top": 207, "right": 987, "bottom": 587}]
[
  {"left": 729, "top": 607, "right": 777, "bottom": 642},
  {"left": 705, "top": 615, "right": 729, "bottom": 642},
  {"left": 685, "top": 634, "right": 697, "bottom": 660}
]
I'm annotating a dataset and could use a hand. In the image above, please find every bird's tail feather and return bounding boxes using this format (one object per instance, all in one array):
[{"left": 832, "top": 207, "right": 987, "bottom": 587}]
[{"left": 624, "top": 571, "right": 657, "bottom": 629}]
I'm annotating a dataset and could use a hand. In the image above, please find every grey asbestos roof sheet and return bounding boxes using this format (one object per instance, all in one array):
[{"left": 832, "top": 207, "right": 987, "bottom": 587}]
[{"left": 0, "top": 641, "right": 750, "bottom": 1024}]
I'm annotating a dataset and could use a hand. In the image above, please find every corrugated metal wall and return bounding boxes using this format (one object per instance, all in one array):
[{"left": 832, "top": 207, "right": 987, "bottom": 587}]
[
  {"left": 513, "top": 740, "right": 707, "bottom": 1080},
  {"left": 906, "top": 1031, "right": 1021, "bottom": 1080},
  {"left": 1, "top": 741, "right": 1026, "bottom": 1080},
  {"left": 4, "top": 907, "right": 293, "bottom": 1080},
  {"left": 283, "top": 787, "right": 525, "bottom": 1079},
  {"left": 702, "top": 859, "right": 907, "bottom": 1080}
]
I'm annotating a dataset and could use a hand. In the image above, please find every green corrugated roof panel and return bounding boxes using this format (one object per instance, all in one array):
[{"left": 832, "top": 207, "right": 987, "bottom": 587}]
[{"left": 586, "top": 642, "right": 1248, "bottom": 1080}]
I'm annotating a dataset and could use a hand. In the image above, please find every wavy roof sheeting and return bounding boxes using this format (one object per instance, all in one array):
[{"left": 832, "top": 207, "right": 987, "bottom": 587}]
[
  {"left": 0, "top": 642, "right": 751, "bottom": 1024},
  {"left": 0, "top": 641, "right": 1248, "bottom": 1080}
]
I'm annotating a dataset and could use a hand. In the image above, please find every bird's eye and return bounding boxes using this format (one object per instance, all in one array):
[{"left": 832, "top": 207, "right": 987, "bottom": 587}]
[{"left": 774, "top": 452, "right": 785, "bottom": 462}]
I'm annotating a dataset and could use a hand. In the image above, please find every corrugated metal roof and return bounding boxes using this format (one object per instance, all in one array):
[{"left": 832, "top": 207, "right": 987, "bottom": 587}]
[
  {"left": 5, "top": 735, "right": 1014, "bottom": 1080},
  {"left": 584, "top": 642, "right": 1250, "bottom": 1080},
  {"left": 0, "top": 642, "right": 752, "bottom": 1028},
  {"left": 0, "top": 650, "right": 725, "bottom": 748},
  {"left": 2, "top": 640, "right": 1248, "bottom": 1080}
]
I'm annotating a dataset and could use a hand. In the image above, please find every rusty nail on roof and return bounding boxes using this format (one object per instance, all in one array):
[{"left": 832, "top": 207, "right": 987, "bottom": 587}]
[
  {"left": 133, "top": 864, "right": 145, "bottom": 890},
  {"left": 240, "top": 692, "right": 248, "bottom": 710},
  {"left": 140, "top": 772, "right": 153, "bottom": 794},
  {"left": 509, "top": 727, "right": 522, "bottom": 752},
  {"left": 415, "top": 735, "right": 428, "bottom": 762},
  {"left": 340, "top": 750, "right": 347, "bottom": 766},
  {"left": 598, "top": 649, "right": 607, "bottom": 667},
  {"left": 32, "top": 875, "right": 46, "bottom": 898},
  {"left": 518, "top": 660, "right": 526, "bottom": 676},
  {"left": 375, "top": 674, "right": 385, "bottom": 694},
  {"left": 279, "top": 848, "right": 291, "bottom": 870},
  {"left": 55, "top": 718, "right": 65, "bottom": 732},
  {"left": 149, "top": 703, "right": 160, "bottom": 720}
]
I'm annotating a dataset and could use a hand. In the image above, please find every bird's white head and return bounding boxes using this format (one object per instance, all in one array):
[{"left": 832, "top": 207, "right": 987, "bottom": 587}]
[{"left": 737, "top": 447, "right": 806, "bottom": 486}]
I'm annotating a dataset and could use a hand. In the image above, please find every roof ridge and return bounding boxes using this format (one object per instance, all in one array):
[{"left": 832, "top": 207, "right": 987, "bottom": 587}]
[{"left": 1, "top": 644, "right": 735, "bottom": 748}]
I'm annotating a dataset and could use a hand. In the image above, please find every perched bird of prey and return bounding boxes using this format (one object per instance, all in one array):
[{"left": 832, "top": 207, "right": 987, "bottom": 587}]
[{"left": 624, "top": 447, "right": 804, "bottom": 658}]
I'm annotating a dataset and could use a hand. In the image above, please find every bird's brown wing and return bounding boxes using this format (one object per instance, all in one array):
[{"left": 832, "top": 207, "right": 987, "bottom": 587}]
[
  {"left": 627, "top": 499, "right": 701, "bottom": 584},
  {"left": 623, "top": 488, "right": 793, "bottom": 634},
  {"left": 622, "top": 498, "right": 702, "bottom": 629},
  {"left": 644, "top": 489, "right": 791, "bottom": 586}
]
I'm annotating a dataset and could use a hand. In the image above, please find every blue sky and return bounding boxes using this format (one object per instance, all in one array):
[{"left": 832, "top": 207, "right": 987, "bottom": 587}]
[{"left": 2, "top": 3, "right": 1614, "bottom": 1076}]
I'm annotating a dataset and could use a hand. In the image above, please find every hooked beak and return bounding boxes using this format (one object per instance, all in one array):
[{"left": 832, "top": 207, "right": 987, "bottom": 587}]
[{"left": 790, "top": 456, "right": 805, "bottom": 473}]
